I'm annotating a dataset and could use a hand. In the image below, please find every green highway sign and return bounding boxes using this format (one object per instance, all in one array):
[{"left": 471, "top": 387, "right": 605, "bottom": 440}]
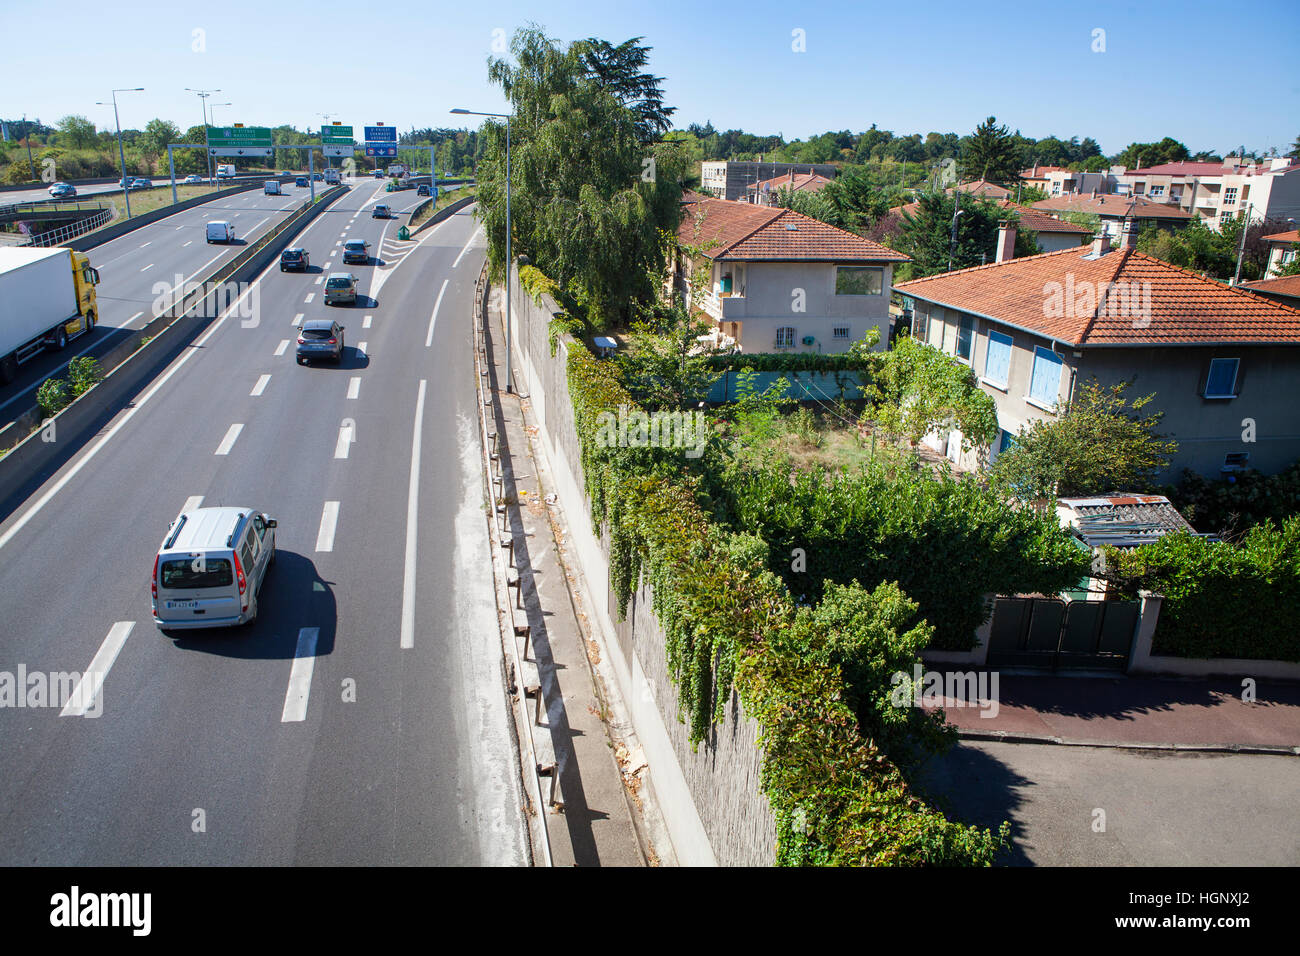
[
  {"left": 321, "top": 125, "right": 354, "bottom": 144},
  {"left": 207, "top": 126, "right": 273, "bottom": 147}
]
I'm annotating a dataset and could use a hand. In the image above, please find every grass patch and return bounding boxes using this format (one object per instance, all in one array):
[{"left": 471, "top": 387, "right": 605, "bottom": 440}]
[{"left": 409, "top": 188, "right": 476, "bottom": 231}]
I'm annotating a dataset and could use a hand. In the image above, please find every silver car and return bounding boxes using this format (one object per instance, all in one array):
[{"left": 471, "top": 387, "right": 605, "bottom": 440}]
[
  {"left": 296, "top": 318, "right": 345, "bottom": 364},
  {"left": 153, "top": 507, "right": 277, "bottom": 631},
  {"left": 324, "top": 272, "right": 358, "bottom": 306}
]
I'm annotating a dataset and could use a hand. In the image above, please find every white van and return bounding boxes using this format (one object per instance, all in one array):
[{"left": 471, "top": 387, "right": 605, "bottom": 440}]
[
  {"left": 264, "top": 180, "right": 281, "bottom": 195},
  {"left": 206, "top": 220, "right": 235, "bottom": 243},
  {"left": 153, "top": 506, "right": 277, "bottom": 631},
  {"left": 324, "top": 168, "right": 340, "bottom": 185},
  {"left": 216, "top": 164, "right": 236, "bottom": 180}
]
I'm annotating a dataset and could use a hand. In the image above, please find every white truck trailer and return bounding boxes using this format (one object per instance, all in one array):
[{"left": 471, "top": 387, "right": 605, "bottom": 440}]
[{"left": 0, "top": 247, "right": 101, "bottom": 385}]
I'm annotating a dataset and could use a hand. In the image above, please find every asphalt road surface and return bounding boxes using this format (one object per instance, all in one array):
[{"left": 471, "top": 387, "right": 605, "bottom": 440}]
[{"left": 0, "top": 181, "right": 527, "bottom": 864}]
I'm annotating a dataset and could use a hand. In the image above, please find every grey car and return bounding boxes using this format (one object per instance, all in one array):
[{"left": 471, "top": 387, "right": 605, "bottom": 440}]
[
  {"left": 296, "top": 318, "right": 345, "bottom": 364},
  {"left": 323, "top": 272, "right": 358, "bottom": 306}
]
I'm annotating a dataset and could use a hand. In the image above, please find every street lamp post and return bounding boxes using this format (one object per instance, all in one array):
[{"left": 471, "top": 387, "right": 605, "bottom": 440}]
[
  {"left": 453, "top": 107, "right": 513, "bottom": 392},
  {"left": 97, "top": 88, "right": 143, "bottom": 218},
  {"left": 185, "top": 88, "right": 221, "bottom": 184},
  {"left": 948, "top": 195, "right": 966, "bottom": 273}
]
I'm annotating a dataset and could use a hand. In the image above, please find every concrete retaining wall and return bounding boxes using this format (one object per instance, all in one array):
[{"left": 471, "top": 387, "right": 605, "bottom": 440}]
[
  {"left": 66, "top": 182, "right": 262, "bottom": 251},
  {"left": 0, "top": 186, "right": 347, "bottom": 515},
  {"left": 1128, "top": 594, "right": 1300, "bottom": 679},
  {"left": 504, "top": 263, "right": 777, "bottom": 867},
  {"left": 411, "top": 195, "right": 476, "bottom": 236}
]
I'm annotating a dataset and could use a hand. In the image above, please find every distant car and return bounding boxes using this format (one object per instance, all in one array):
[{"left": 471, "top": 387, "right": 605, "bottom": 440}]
[
  {"left": 182, "top": 174, "right": 202, "bottom": 184},
  {"left": 312, "top": 172, "right": 323, "bottom": 181},
  {"left": 373, "top": 169, "right": 384, "bottom": 178},
  {"left": 297, "top": 319, "right": 345, "bottom": 364},
  {"left": 119, "top": 177, "right": 134, "bottom": 188},
  {"left": 281, "top": 170, "right": 294, "bottom": 177},
  {"left": 264, "top": 180, "right": 282, "bottom": 195},
  {"left": 294, "top": 176, "right": 309, "bottom": 188},
  {"left": 279, "top": 247, "right": 310, "bottom": 272},
  {"left": 416, "top": 184, "right": 431, "bottom": 196},
  {"left": 132, "top": 178, "right": 153, "bottom": 189},
  {"left": 372, "top": 204, "right": 391, "bottom": 218},
  {"left": 48, "top": 182, "right": 77, "bottom": 198},
  {"left": 323, "top": 273, "right": 357, "bottom": 306},
  {"left": 342, "top": 240, "right": 369, "bottom": 265}
]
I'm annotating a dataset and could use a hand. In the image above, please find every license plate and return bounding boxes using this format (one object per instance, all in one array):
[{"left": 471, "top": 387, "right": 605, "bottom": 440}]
[{"left": 167, "top": 600, "right": 198, "bottom": 610}]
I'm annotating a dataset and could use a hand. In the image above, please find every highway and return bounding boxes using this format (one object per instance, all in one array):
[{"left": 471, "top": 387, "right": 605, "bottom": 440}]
[
  {"left": 0, "top": 176, "right": 434, "bottom": 425},
  {"left": 0, "top": 179, "right": 526, "bottom": 864}
]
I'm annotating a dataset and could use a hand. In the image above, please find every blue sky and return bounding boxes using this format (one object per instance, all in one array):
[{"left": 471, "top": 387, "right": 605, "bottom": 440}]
[{"left": 7, "top": 0, "right": 1298, "bottom": 156}]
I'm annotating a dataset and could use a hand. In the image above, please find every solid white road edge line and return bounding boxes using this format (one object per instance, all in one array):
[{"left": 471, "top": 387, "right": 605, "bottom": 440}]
[
  {"left": 426, "top": 280, "right": 448, "bottom": 348},
  {"left": 399, "top": 379, "right": 427, "bottom": 650}
]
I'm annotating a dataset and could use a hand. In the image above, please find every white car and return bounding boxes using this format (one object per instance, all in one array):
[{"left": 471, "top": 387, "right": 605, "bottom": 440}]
[
  {"left": 206, "top": 220, "right": 235, "bottom": 243},
  {"left": 183, "top": 174, "right": 203, "bottom": 184}
]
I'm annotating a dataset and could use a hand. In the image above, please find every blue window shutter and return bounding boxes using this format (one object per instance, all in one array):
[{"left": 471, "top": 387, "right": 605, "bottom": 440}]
[
  {"left": 984, "top": 331, "right": 1012, "bottom": 386},
  {"left": 1029, "top": 347, "right": 1063, "bottom": 406},
  {"left": 1205, "top": 358, "right": 1239, "bottom": 398}
]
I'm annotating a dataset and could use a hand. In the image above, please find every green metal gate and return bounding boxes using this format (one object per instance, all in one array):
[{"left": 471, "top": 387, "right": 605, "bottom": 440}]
[{"left": 987, "top": 597, "right": 1137, "bottom": 670}]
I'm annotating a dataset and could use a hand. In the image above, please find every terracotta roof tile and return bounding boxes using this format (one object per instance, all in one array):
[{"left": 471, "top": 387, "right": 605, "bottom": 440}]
[
  {"left": 896, "top": 246, "right": 1300, "bottom": 346},
  {"left": 678, "top": 198, "right": 908, "bottom": 263},
  {"left": 1032, "top": 194, "right": 1193, "bottom": 219},
  {"left": 1263, "top": 230, "right": 1299, "bottom": 244},
  {"left": 749, "top": 172, "right": 832, "bottom": 194},
  {"left": 887, "top": 199, "right": 1091, "bottom": 235},
  {"left": 947, "top": 179, "right": 1010, "bottom": 199},
  {"left": 1240, "top": 275, "right": 1300, "bottom": 299}
]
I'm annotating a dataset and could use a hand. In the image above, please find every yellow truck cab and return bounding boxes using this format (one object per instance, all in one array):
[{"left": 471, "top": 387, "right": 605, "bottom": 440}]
[{"left": 0, "top": 247, "right": 100, "bottom": 384}]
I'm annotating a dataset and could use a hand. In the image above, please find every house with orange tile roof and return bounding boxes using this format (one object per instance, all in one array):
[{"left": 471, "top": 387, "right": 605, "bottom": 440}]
[
  {"left": 948, "top": 179, "right": 1011, "bottom": 200},
  {"left": 675, "top": 197, "right": 908, "bottom": 353},
  {"left": 1114, "top": 158, "right": 1300, "bottom": 232},
  {"left": 1239, "top": 274, "right": 1300, "bottom": 308},
  {"left": 894, "top": 225, "right": 1300, "bottom": 478},
  {"left": 746, "top": 171, "right": 833, "bottom": 206},
  {"left": 1261, "top": 229, "right": 1300, "bottom": 277},
  {"left": 1032, "top": 193, "right": 1192, "bottom": 242},
  {"left": 888, "top": 198, "right": 1092, "bottom": 255}
]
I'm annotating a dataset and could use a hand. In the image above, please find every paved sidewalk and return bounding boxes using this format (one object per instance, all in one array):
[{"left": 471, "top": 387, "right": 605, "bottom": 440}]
[
  {"left": 480, "top": 287, "right": 651, "bottom": 866},
  {"left": 924, "top": 673, "right": 1300, "bottom": 752}
]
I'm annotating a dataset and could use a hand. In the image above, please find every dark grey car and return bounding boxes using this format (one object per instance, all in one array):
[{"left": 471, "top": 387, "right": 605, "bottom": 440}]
[{"left": 296, "top": 319, "right": 345, "bottom": 364}]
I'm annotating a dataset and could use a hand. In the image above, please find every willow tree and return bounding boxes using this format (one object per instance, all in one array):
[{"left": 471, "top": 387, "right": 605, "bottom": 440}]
[{"left": 476, "top": 26, "right": 688, "bottom": 330}]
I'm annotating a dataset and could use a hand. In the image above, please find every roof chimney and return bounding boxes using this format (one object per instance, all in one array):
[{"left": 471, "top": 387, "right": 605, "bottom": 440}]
[
  {"left": 996, "top": 220, "right": 1017, "bottom": 263},
  {"left": 1090, "top": 232, "right": 1111, "bottom": 258},
  {"left": 1120, "top": 217, "right": 1138, "bottom": 250}
]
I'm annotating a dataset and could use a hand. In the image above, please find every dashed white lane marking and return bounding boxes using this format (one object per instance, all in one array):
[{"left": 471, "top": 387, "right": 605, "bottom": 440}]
[
  {"left": 292, "top": 313, "right": 304, "bottom": 326},
  {"left": 400, "top": 379, "right": 428, "bottom": 649},
  {"left": 315, "top": 275, "right": 324, "bottom": 285},
  {"left": 356, "top": 341, "right": 367, "bottom": 357},
  {"left": 426, "top": 279, "right": 448, "bottom": 348},
  {"left": 304, "top": 293, "right": 315, "bottom": 304},
  {"left": 140, "top": 263, "right": 153, "bottom": 272},
  {"left": 181, "top": 495, "right": 204, "bottom": 514},
  {"left": 315, "top": 501, "right": 340, "bottom": 552},
  {"left": 251, "top": 374, "right": 271, "bottom": 397},
  {"left": 61, "top": 622, "right": 134, "bottom": 718},
  {"left": 363, "top": 315, "right": 372, "bottom": 329},
  {"left": 275, "top": 339, "right": 290, "bottom": 356},
  {"left": 140, "top": 241, "right": 151, "bottom": 248},
  {"left": 280, "top": 627, "right": 320, "bottom": 723},
  {"left": 335, "top": 241, "right": 342, "bottom": 247},
  {"left": 182, "top": 240, "right": 192, "bottom": 247},
  {"left": 215, "top": 423, "right": 243, "bottom": 456},
  {"left": 346, "top": 376, "right": 360, "bottom": 400},
  {"left": 334, "top": 420, "right": 354, "bottom": 459}
]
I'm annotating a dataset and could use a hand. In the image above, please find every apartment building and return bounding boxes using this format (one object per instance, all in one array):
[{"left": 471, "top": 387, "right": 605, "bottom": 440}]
[
  {"left": 1115, "top": 158, "right": 1300, "bottom": 232},
  {"left": 699, "top": 161, "right": 838, "bottom": 201}
]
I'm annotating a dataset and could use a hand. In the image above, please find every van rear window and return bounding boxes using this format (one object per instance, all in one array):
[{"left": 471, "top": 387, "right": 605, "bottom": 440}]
[{"left": 160, "top": 558, "right": 233, "bottom": 590}]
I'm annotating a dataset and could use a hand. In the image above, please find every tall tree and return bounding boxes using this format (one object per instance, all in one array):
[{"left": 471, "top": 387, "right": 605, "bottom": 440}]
[
  {"left": 139, "top": 119, "right": 180, "bottom": 165},
  {"left": 575, "top": 36, "right": 675, "bottom": 143},
  {"left": 896, "top": 191, "right": 1037, "bottom": 278},
  {"left": 479, "top": 27, "right": 687, "bottom": 329},
  {"left": 56, "top": 114, "right": 97, "bottom": 149},
  {"left": 958, "top": 116, "right": 1021, "bottom": 185},
  {"left": 1112, "top": 137, "right": 1190, "bottom": 169}
]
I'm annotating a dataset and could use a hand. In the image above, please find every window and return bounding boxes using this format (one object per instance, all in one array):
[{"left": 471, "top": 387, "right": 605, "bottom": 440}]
[
  {"left": 1134, "top": 182, "right": 1145, "bottom": 194},
  {"left": 833, "top": 326, "right": 850, "bottom": 339},
  {"left": 1223, "top": 452, "right": 1250, "bottom": 471},
  {"left": 835, "top": 266, "right": 883, "bottom": 295},
  {"left": 1220, "top": 211, "right": 1234, "bottom": 223},
  {"left": 1148, "top": 184, "right": 1165, "bottom": 198},
  {"left": 955, "top": 314, "right": 975, "bottom": 361},
  {"left": 775, "top": 327, "right": 796, "bottom": 349},
  {"left": 1204, "top": 358, "right": 1239, "bottom": 399},
  {"left": 1223, "top": 186, "right": 1238, "bottom": 205},
  {"left": 1027, "top": 346, "right": 1064, "bottom": 408},
  {"left": 1282, "top": 249, "right": 1296, "bottom": 265},
  {"left": 160, "top": 558, "right": 233, "bottom": 590},
  {"left": 983, "top": 330, "right": 1013, "bottom": 388}
]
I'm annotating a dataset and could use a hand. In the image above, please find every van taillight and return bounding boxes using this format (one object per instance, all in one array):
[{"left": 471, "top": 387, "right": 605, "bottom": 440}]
[
  {"left": 234, "top": 552, "right": 247, "bottom": 595},
  {"left": 152, "top": 555, "right": 158, "bottom": 599},
  {"left": 327, "top": 338, "right": 336, "bottom": 345}
]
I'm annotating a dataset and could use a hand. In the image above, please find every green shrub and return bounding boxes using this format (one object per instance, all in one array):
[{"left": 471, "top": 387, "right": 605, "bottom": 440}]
[
  {"left": 36, "top": 378, "right": 71, "bottom": 417},
  {"left": 1164, "top": 462, "right": 1300, "bottom": 537},
  {"left": 67, "top": 356, "right": 101, "bottom": 397},
  {"left": 1106, "top": 516, "right": 1300, "bottom": 660}
]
